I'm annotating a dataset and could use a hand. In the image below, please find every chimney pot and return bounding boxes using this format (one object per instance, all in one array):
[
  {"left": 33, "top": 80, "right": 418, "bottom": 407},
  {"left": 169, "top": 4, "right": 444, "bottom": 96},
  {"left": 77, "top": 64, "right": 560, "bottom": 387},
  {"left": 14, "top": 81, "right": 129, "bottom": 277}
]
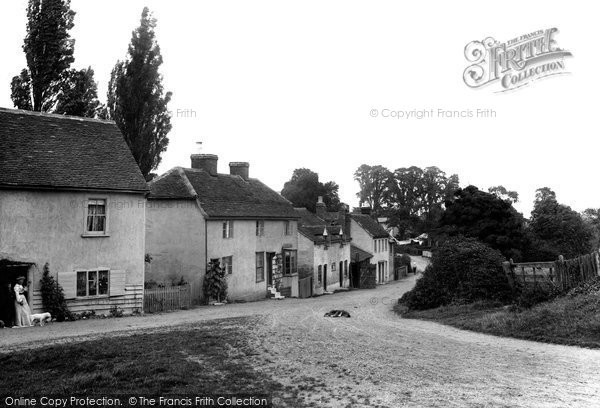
[
  {"left": 229, "top": 162, "right": 250, "bottom": 180},
  {"left": 315, "top": 195, "right": 326, "bottom": 218},
  {"left": 191, "top": 154, "right": 218, "bottom": 176}
]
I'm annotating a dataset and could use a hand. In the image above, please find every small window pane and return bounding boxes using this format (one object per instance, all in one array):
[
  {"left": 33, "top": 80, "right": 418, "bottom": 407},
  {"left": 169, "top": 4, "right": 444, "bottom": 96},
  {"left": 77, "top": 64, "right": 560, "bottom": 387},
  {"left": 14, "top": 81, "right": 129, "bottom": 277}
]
[
  {"left": 77, "top": 272, "right": 87, "bottom": 296},
  {"left": 98, "top": 271, "right": 109, "bottom": 295},
  {"left": 88, "top": 271, "right": 97, "bottom": 296}
]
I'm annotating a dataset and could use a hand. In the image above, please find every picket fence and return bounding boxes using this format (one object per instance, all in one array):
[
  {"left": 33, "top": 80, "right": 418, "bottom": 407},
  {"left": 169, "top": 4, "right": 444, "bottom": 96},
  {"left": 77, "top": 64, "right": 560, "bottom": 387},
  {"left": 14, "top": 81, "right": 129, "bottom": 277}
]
[
  {"left": 143, "top": 284, "right": 193, "bottom": 313},
  {"left": 503, "top": 250, "right": 600, "bottom": 292}
]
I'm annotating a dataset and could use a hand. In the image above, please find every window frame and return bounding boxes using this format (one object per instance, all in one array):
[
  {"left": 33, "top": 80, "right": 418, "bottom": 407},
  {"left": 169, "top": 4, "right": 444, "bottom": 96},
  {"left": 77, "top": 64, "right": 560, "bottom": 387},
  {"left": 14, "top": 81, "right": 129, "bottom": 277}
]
[
  {"left": 222, "top": 220, "right": 234, "bottom": 239},
  {"left": 256, "top": 252, "right": 265, "bottom": 282},
  {"left": 284, "top": 220, "right": 293, "bottom": 236},
  {"left": 222, "top": 256, "right": 233, "bottom": 274},
  {"left": 256, "top": 220, "right": 265, "bottom": 237},
  {"left": 282, "top": 249, "right": 297, "bottom": 276},
  {"left": 76, "top": 269, "right": 110, "bottom": 298},
  {"left": 84, "top": 198, "right": 108, "bottom": 236}
]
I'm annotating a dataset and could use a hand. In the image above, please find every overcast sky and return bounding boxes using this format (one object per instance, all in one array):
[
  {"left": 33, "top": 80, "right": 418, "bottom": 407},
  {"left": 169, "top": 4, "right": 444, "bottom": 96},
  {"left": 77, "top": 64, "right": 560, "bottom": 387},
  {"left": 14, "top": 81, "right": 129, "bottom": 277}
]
[{"left": 1, "top": 0, "right": 597, "bottom": 217}]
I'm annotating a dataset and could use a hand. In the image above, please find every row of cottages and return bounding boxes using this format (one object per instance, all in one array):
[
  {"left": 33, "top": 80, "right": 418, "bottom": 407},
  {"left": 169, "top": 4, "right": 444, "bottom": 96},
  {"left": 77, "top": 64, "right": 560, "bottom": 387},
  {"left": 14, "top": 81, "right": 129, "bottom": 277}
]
[
  {"left": 0, "top": 108, "right": 147, "bottom": 316},
  {"left": 145, "top": 154, "right": 301, "bottom": 302}
]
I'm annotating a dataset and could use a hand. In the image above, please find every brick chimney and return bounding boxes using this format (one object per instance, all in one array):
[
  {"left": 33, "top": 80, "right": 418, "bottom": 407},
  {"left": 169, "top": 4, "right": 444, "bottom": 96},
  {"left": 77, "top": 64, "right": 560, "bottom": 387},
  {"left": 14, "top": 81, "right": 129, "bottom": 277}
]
[
  {"left": 316, "top": 196, "right": 326, "bottom": 218},
  {"left": 191, "top": 154, "right": 218, "bottom": 176},
  {"left": 229, "top": 162, "right": 249, "bottom": 180},
  {"left": 338, "top": 203, "right": 350, "bottom": 240}
]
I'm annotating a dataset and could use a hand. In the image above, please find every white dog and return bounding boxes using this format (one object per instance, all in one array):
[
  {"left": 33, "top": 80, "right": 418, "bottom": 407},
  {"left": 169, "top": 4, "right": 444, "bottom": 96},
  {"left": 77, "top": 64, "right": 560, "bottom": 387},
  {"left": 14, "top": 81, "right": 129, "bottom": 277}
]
[{"left": 30, "top": 312, "right": 52, "bottom": 326}]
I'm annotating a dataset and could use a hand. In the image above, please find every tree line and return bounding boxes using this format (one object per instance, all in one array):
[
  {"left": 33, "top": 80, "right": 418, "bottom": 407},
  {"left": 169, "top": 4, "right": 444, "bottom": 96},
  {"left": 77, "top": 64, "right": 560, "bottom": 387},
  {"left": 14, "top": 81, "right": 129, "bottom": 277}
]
[
  {"left": 282, "top": 164, "right": 599, "bottom": 262},
  {"left": 10, "top": 0, "right": 171, "bottom": 179}
]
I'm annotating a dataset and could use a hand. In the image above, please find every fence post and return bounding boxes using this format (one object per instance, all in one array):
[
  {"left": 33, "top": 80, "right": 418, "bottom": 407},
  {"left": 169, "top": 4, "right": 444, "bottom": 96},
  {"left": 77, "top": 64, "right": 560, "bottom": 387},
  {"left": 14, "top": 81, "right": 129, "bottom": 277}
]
[{"left": 502, "top": 261, "right": 515, "bottom": 290}]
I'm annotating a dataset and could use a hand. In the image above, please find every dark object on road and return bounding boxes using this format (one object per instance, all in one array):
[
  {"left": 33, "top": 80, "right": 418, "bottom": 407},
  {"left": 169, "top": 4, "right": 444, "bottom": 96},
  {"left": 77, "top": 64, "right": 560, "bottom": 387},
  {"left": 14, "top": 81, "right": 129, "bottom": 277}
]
[
  {"left": 0, "top": 320, "right": 4, "bottom": 328},
  {"left": 324, "top": 310, "right": 351, "bottom": 318}
]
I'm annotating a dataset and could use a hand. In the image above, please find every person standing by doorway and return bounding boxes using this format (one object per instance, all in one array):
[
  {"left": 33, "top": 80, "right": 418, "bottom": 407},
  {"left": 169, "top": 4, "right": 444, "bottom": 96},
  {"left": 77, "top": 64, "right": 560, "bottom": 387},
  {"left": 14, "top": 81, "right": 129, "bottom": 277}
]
[
  {"left": 14, "top": 277, "right": 32, "bottom": 327},
  {"left": 0, "top": 282, "right": 15, "bottom": 327}
]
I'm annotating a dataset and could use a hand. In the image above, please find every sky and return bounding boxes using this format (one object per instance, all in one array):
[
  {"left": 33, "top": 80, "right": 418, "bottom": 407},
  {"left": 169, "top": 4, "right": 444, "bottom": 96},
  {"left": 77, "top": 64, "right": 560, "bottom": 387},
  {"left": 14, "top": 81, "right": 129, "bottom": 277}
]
[{"left": 1, "top": 0, "right": 598, "bottom": 217}]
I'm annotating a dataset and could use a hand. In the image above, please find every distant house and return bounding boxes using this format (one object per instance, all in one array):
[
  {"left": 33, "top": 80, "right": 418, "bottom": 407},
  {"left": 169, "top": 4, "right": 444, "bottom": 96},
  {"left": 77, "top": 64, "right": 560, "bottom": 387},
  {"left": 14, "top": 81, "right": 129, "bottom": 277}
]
[
  {"left": 349, "top": 212, "right": 394, "bottom": 284},
  {"left": 295, "top": 199, "right": 351, "bottom": 296},
  {"left": 145, "top": 154, "right": 300, "bottom": 302},
  {"left": 0, "top": 108, "right": 148, "bottom": 316}
]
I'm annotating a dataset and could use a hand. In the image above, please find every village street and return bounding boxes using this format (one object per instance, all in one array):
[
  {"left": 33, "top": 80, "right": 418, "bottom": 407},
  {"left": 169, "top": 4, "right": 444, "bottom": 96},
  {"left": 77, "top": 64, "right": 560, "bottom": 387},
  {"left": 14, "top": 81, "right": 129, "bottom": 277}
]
[{"left": 2, "top": 268, "right": 600, "bottom": 407}]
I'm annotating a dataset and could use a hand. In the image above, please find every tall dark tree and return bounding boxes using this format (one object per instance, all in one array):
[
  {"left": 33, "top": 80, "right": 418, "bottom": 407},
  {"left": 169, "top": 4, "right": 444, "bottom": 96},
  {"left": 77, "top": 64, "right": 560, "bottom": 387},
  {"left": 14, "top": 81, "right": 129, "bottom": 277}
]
[
  {"left": 281, "top": 168, "right": 340, "bottom": 212},
  {"left": 437, "top": 185, "right": 528, "bottom": 261},
  {"left": 105, "top": 7, "right": 172, "bottom": 178},
  {"left": 529, "top": 187, "right": 592, "bottom": 259},
  {"left": 582, "top": 208, "right": 600, "bottom": 251},
  {"left": 54, "top": 67, "right": 100, "bottom": 117},
  {"left": 11, "top": 0, "right": 75, "bottom": 112},
  {"left": 354, "top": 164, "right": 392, "bottom": 214}
]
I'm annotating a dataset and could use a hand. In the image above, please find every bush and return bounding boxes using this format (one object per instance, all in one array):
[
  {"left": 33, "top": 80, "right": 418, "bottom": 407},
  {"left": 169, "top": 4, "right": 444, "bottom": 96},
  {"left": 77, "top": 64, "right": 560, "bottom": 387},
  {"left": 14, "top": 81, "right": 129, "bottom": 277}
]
[
  {"left": 203, "top": 260, "right": 228, "bottom": 303},
  {"left": 399, "top": 237, "right": 512, "bottom": 310},
  {"left": 39, "top": 263, "right": 72, "bottom": 321},
  {"left": 515, "top": 284, "right": 562, "bottom": 309}
]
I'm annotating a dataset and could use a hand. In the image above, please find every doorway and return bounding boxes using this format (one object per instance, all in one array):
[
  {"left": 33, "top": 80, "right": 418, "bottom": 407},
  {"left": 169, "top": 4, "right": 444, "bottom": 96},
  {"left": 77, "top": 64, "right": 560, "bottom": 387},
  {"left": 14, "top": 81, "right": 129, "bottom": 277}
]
[
  {"left": 323, "top": 264, "right": 327, "bottom": 291},
  {"left": 339, "top": 261, "right": 343, "bottom": 288},
  {"left": 0, "top": 260, "right": 32, "bottom": 327}
]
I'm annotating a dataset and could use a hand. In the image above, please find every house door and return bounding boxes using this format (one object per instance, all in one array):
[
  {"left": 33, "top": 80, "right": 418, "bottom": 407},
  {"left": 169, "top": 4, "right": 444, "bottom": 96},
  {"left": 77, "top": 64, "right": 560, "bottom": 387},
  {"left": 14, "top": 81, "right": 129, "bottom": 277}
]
[
  {"left": 0, "top": 261, "right": 31, "bottom": 327},
  {"left": 266, "top": 252, "right": 275, "bottom": 286},
  {"left": 339, "top": 261, "right": 343, "bottom": 288},
  {"left": 323, "top": 264, "right": 327, "bottom": 291}
]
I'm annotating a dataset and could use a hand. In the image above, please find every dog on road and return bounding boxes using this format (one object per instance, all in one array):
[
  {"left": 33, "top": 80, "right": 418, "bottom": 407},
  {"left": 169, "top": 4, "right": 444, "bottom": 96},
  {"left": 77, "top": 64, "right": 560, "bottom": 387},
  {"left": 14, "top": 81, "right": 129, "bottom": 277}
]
[{"left": 30, "top": 312, "right": 52, "bottom": 326}]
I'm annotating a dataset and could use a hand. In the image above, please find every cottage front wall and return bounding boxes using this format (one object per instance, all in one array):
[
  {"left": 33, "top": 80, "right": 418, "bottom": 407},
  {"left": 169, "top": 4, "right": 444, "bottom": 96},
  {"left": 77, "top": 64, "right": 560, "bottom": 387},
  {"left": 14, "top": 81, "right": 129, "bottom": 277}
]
[
  {"left": 207, "top": 219, "right": 298, "bottom": 301},
  {"left": 350, "top": 218, "right": 392, "bottom": 283},
  {"left": 312, "top": 240, "right": 351, "bottom": 295},
  {"left": 144, "top": 199, "right": 206, "bottom": 302},
  {"left": 0, "top": 190, "right": 145, "bottom": 314}
]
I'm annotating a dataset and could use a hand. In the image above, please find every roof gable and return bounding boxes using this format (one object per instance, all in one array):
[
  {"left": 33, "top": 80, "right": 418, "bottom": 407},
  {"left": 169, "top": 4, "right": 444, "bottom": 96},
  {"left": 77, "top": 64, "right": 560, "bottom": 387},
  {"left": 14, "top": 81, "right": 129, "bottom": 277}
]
[
  {"left": 0, "top": 108, "right": 148, "bottom": 193},
  {"left": 350, "top": 214, "right": 389, "bottom": 238}
]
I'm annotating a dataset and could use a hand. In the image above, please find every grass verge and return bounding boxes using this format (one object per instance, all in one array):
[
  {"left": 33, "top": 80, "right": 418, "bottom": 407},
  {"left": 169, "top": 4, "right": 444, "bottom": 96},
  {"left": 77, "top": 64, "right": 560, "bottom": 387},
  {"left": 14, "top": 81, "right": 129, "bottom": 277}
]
[
  {"left": 0, "top": 316, "right": 304, "bottom": 406},
  {"left": 395, "top": 292, "right": 600, "bottom": 348}
]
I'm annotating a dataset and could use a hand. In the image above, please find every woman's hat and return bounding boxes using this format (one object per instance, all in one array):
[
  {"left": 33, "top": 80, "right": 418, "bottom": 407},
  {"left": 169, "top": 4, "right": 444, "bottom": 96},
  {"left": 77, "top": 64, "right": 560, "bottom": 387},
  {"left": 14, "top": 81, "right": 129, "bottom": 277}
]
[{"left": 15, "top": 276, "right": 26, "bottom": 282}]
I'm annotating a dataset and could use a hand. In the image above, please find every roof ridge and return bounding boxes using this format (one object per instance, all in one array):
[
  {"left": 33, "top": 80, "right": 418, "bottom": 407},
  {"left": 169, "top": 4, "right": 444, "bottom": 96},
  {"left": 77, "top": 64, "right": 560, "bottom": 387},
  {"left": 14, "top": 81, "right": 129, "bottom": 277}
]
[
  {"left": 0, "top": 107, "right": 116, "bottom": 125},
  {"left": 177, "top": 168, "right": 198, "bottom": 198}
]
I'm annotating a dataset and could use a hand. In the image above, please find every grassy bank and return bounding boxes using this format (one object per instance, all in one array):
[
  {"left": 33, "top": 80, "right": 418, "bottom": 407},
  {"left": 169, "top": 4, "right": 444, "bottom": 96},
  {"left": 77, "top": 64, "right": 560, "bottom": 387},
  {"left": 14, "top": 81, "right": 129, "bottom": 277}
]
[
  {"left": 396, "top": 291, "right": 600, "bottom": 348},
  {"left": 0, "top": 317, "right": 304, "bottom": 406}
]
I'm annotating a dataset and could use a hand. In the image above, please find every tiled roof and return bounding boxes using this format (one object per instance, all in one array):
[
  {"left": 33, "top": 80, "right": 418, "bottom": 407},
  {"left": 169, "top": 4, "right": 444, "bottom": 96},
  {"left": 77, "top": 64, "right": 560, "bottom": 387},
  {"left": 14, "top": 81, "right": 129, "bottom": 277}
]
[
  {"left": 351, "top": 244, "right": 373, "bottom": 262},
  {"left": 350, "top": 214, "right": 389, "bottom": 238},
  {"left": 0, "top": 108, "right": 148, "bottom": 192},
  {"left": 295, "top": 207, "right": 344, "bottom": 243},
  {"left": 148, "top": 167, "right": 299, "bottom": 219}
]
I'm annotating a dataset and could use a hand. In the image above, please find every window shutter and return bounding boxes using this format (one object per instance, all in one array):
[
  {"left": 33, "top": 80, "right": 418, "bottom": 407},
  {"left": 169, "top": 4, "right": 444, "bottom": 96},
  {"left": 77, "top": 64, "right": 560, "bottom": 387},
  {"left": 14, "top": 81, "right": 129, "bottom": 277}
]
[
  {"left": 110, "top": 270, "right": 126, "bottom": 296},
  {"left": 57, "top": 271, "right": 77, "bottom": 299}
]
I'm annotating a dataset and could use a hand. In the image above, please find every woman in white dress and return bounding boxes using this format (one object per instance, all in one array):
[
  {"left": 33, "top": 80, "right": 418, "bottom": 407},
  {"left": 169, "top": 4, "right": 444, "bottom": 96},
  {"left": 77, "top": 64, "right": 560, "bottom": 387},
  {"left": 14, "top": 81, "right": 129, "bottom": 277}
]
[{"left": 14, "top": 276, "right": 32, "bottom": 327}]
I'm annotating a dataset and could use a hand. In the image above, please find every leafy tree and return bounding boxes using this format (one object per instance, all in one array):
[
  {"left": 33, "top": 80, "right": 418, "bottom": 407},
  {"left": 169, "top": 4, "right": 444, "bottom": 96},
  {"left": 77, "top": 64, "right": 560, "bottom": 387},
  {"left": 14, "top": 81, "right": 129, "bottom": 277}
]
[
  {"left": 203, "top": 260, "right": 228, "bottom": 303},
  {"left": 11, "top": 0, "right": 75, "bottom": 112},
  {"left": 437, "top": 185, "right": 528, "bottom": 260},
  {"left": 54, "top": 67, "right": 101, "bottom": 117},
  {"left": 399, "top": 237, "right": 512, "bottom": 310},
  {"left": 354, "top": 164, "right": 392, "bottom": 213},
  {"left": 383, "top": 166, "right": 459, "bottom": 237},
  {"left": 39, "top": 263, "right": 71, "bottom": 321},
  {"left": 488, "top": 185, "right": 519, "bottom": 204},
  {"left": 281, "top": 168, "right": 340, "bottom": 212},
  {"left": 105, "top": 7, "right": 173, "bottom": 178},
  {"left": 582, "top": 208, "right": 600, "bottom": 251},
  {"left": 529, "top": 187, "right": 592, "bottom": 259}
]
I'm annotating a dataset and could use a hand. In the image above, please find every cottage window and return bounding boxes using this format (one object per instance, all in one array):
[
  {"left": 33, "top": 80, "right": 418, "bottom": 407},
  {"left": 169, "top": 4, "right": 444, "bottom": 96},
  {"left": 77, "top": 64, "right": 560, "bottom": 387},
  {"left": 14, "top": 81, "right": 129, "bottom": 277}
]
[
  {"left": 222, "top": 221, "right": 233, "bottom": 239},
  {"left": 282, "top": 249, "right": 297, "bottom": 275},
  {"left": 284, "top": 220, "right": 293, "bottom": 236},
  {"left": 256, "top": 252, "right": 265, "bottom": 282},
  {"left": 256, "top": 220, "right": 265, "bottom": 237},
  {"left": 318, "top": 265, "right": 322, "bottom": 284},
  {"left": 374, "top": 240, "right": 377, "bottom": 253},
  {"left": 86, "top": 199, "right": 106, "bottom": 233},
  {"left": 222, "top": 256, "right": 233, "bottom": 274},
  {"left": 331, "top": 263, "right": 336, "bottom": 272},
  {"left": 76, "top": 270, "right": 109, "bottom": 297}
]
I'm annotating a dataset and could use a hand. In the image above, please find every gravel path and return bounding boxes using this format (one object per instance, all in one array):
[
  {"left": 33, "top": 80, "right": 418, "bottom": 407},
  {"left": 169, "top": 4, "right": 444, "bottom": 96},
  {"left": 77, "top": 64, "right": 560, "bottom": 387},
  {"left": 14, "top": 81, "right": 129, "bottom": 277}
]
[{"left": 2, "top": 268, "right": 600, "bottom": 407}]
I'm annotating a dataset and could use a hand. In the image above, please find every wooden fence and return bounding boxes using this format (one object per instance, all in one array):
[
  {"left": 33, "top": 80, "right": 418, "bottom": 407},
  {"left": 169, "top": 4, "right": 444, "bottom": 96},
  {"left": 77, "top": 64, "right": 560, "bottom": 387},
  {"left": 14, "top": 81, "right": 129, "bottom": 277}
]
[
  {"left": 503, "top": 250, "right": 600, "bottom": 292},
  {"left": 144, "top": 284, "right": 192, "bottom": 313}
]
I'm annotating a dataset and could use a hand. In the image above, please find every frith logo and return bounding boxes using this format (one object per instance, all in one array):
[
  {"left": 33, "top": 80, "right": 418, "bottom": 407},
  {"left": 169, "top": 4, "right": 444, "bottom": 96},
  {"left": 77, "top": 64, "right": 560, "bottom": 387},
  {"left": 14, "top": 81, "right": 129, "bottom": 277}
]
[{"left": 463, "top": 28, "right": 572, "bottom": 92}]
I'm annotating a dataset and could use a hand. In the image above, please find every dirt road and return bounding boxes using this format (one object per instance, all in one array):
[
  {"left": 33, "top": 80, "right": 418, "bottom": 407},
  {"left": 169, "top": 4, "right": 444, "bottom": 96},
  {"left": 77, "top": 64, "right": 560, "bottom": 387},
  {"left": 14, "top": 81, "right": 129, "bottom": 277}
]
[{"left": 2, "top": 274, "right": 599, "bottom": 407}]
